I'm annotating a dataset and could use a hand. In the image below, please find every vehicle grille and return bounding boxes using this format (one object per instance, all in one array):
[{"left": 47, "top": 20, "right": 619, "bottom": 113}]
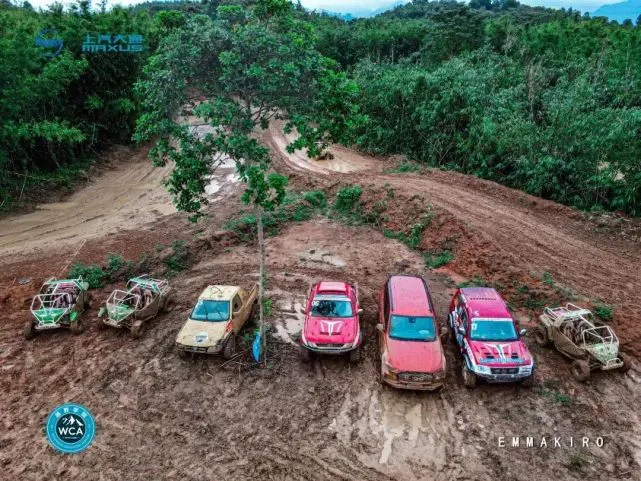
[
  {"left": 398, "top": 372, "right": 433, "bottom": 382},
  {"left": 490, "top": 367, "right": 519, "bottom": 375},
  {"left": 317, "top": 343, "right": 345, "bottom": 349},
  {"left": 184, "top": 346, "right": 208, "bottom": 353}
]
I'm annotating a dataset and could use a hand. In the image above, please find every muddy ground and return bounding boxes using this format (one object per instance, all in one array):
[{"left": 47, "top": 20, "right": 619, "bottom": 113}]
[{"left": 1, "top": 126, "right": 641, "bottom": 481}]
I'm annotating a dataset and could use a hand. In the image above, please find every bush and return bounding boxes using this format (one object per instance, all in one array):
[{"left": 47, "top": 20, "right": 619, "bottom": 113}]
[
  {"left": 303, "top": 190, "right": 327, "bottom": 209},
  {"left": 593, "top": 302, "right": 613, "bottom": 321},
  {"left": 164, "top": 240, "right": 189, "bottom": 274},
  {"left": 68, "top": 262, "right": 106, "bottom": 289},
  {"left": 424, "top": 250, "right": 454, "bottom": 269},
  {"left": 333, "top": 185, "right": 363, "bottom": 213}
]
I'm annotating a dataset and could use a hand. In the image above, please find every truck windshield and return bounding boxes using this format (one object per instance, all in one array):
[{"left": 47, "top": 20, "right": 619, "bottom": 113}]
[
  {"left": 190, "top": 300, "right": 230, "bottom": 322},
  {"left": 470, "top": 319, "right": 518, "bottom": 341},
  {"left": 390, "top": 315, "right": 436, "bottom": 341},
  {"left": 310, "top": 297, "right": 353, "bottom": 318}
]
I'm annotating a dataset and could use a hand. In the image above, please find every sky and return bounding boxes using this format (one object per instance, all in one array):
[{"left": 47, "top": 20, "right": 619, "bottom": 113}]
[{"left": 19, "top": 0, "right": 626, "bottom": 15}]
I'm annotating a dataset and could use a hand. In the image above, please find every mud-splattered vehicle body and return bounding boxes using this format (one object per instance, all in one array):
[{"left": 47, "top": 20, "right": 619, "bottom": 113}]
[
  {"left": 175, "top": 285, "right": 258, "bottom": 359},
  {"left": 24, "top": 277, "right": 90, "bottom": 339},
  {"left": 98, "top": 275, "right": 172, "bottom": 338},
  {"left": 535, "top": 303, "right": 631, "bottom": 381},
  {"left": 299, "top": 281, "right": 363, "bottom": 363},
  {"left": 449, "top": 287, "right": 535, "bottom": 387},
  {"left": 377, "top": 275, "right": 447, "bottom": 390}
]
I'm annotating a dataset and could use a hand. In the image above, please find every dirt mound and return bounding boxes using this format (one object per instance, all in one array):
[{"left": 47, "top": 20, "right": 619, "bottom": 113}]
[{"left": 0, "top": 145, "right": 176, "bottom": 260}]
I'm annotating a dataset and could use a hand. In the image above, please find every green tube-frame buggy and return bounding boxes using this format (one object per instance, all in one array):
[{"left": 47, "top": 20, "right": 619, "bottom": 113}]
[
  {"left": 24, "top": 277, "right": 90, "bottom": 339},
  {"left": 97, "top": 275, "right": 173, "bottom": 338}
]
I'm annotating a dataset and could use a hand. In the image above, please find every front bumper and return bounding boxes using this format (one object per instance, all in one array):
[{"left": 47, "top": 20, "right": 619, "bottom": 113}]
[
  {"left": 475, "top": 367, "right": 533, "bottom": 383},
  {"left": 175, "top": 342, "right": 223, "bottom": 354},
  {"left": 382, "top": 374, "right": 444, "bottom": 391},
  {"left": 34, "top": 322, "right": 63, "bottom": 331},
  {"left": 301, "top": 341, "right": 360, "bottom": 355}
]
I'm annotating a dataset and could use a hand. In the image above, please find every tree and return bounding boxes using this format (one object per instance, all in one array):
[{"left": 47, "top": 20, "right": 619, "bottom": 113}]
[{"left": 134, "top": 0, "right": 364, "bottom": 362}]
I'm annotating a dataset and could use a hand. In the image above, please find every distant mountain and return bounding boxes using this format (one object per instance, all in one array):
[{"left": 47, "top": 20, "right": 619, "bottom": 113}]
[
  {"left": 592, "top": 0, "right": 641, "bottom": 23},
  {"left": 315, "top": 1, "right": 407, "bottom": 19}
]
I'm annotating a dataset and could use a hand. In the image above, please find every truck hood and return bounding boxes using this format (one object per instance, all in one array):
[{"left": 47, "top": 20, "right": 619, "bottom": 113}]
[
  {"left": 386, "top": 338, "right": 445, "bottom": 373},
  {"left": 176, "top": 319, "right": 229, "bottom": 348},
  {"left": 303, "top": 316, "right": 359, "bottom": 345},
  {"left": 468, "top": 339, "right": 533, "bottom": 367}
]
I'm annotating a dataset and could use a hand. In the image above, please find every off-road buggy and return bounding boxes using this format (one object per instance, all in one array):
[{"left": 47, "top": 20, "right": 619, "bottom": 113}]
[
  {"left": 535, "top": 303, "right": 631, "bottom": 381},
  {"left": 24, "top": 277, "right": 90, "bottom": 339},
  {"left": 98, "top": 275, "right": 173, "bottom": 338}
]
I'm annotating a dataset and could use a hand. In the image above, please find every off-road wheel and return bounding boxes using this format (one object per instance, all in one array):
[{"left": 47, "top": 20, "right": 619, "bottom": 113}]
[
  {"left": 131, "top": 321, "right": 145, "bottom": 339},
  {"left": 223, "top": 334, "right": 236, "bottom": 360},
  {"left": 619, "top": 352, "right": 632, "bottom": 373},
  {"left": 462, "top": 363, "right": 477, "bottom": 388},
  {"left": 250, "top": 300, "right": 259, "bottom": 323},
  {"left": 70, "top": 319, "right": 84, "bottom": 335},
  {"left": 534, "top": 326, "right": 551, "bottom": 347},
  {"left": 348, "top": 347, "right": 361, "bottom": 364},
  {"left": 570, "top": 359, "right": 591, "bottom": 382},
  {"left": 299, "top": 344, "right": 311, "bottom": 363},
  {"left": 24, "top": 319, "right": 35, "bottom": 340},
  {"left": 97, "top": 319, "right": 108, "bottom": 331},
  {"left": 177, "top": 349, "right": 189, "bottom": 359}
]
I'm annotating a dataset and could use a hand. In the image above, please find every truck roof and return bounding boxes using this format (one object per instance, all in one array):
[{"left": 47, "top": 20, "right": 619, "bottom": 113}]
[
  {"left": 199, "top": 285, "right": 240, "bottom": 301},
  {"left": 316, "top": 281, "right": 350, "bottom": 295},
  {"left": 460, "top": 287, "right": 511, "bottom": 319},
  {"left": 389, "top": 275, "right": 434, "bottom": 317}
]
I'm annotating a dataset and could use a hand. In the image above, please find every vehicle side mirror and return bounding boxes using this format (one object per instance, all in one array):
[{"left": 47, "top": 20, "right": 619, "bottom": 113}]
[
  {"left": 358, "top": 308, "right": 363, "bottom": 315},
  {"left": 457, "top": 326, "right": 466, "bottom": 336},
  {"left": 520, "top": 329, "right": 527, "bottom": 336},
  {"left": 376, "top": 323, "right": 384, "bottom": 333}
]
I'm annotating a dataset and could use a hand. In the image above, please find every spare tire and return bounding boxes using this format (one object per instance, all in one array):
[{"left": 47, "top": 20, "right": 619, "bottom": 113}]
[{"left": 570, "top": 359, "right": 590, "bottom": 382}]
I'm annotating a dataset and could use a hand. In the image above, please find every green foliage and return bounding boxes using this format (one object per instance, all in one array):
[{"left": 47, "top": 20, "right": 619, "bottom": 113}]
[
  {"left": 383, "top": 211, "right": 434, "bottom": 249},
  {"left": 333, "top": 185, "right": 363, "bottom": 213},
  {"left": 424, "top": 250, "right": 454, "bottom": 269},
  {"left": 593, "top": 302, "right": 613, "bottom": 321},
  {"left": 68, "top": 262, "right": 107, "bottom": 289},
  {"left": 0, "top": 5, "right": 155, "bottom": 207},
  {"left": 303, "top": 190, "right": 327, "bottom": 208},
  {"left": 262, "top": 296, "right": 274, "bottom": 318},
  {"left": 386, "top": 162, "right": 422, "bottom": 174}
]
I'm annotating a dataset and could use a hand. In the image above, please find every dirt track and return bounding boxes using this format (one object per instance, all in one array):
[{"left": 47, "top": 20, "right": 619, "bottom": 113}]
[{"left": 1, "top": 125, "right": 641, "bottom": 481}]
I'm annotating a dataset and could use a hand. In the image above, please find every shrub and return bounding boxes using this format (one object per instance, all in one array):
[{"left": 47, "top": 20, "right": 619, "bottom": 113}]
[
  {"left": 164, "top": 240, "right": 189, "bottom": 274},
  {"left": 424, "top": 250, "right": 454, "bottom": 269},
  {"left": 333, "top": 185, "right": 363, "bottom": 213},
  {"left": 303, "top": 190, "right": 327, "bottom": 209},
  {"left": 593, "top": 302, "right": 613, "bottom": 321},
  {"left": 68, "top": 262, "right": 106, "bottom": 289}
]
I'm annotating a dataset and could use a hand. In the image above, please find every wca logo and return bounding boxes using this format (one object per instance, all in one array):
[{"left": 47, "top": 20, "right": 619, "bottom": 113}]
[
  {"left": 46, "top": 403, "right": 95, "bottom": 453},
  {"left": 35, "top": 28, "right": 64, "bottom": 58}
]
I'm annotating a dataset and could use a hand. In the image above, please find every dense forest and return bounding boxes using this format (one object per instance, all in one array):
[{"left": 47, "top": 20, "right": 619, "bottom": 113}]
[{"left": 1, "top": 0, "right": 640, "bottom": 215}]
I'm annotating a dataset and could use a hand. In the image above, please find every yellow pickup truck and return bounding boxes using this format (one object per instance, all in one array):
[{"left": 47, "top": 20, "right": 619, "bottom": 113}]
[{"left": 175, "top": 285, "right": 258, "bottom": 358}]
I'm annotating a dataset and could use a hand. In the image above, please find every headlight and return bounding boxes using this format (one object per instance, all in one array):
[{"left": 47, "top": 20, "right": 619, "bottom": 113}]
[{"left": 475, "top": 365, "right": 492, "bottom": 375}]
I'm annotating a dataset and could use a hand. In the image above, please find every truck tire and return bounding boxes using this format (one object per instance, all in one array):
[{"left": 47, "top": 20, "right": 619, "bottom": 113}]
[
  {"left": 570, "top": 359, "right": 591, "bottom": 382},
  {"left": 462, "top": 363, "right": 477, "bottom": 388},
  {"left": 70, "top": 319, "right": 84, "bottom": 335},
  {"left": 348, "top": 347, "right": 361, "bottom": 364},
  {"left": 534, "top": 327, "right": 551, "bottom": 347},
  {"left": 97, "top": 319, "right": 108, "bottom": 331},
  {"left": 299, "top": 345, "right": 311, "bottom": 363},
  {"left": 619, "top": 353, "right": 632, "bottom": 373},
  {"left": 223, "top": 334, "right": 236, "bottom": 360},
  {"left": 24, "top": 319, "right": 35, "bottom": 340},
  {"left": 131, "top": 321, "right": 145, "bottom": 339}
]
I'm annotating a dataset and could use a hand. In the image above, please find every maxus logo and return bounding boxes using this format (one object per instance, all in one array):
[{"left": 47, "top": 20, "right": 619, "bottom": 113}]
[{"left": 46, "top": 403, "right": 95, "bottom": 454}]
